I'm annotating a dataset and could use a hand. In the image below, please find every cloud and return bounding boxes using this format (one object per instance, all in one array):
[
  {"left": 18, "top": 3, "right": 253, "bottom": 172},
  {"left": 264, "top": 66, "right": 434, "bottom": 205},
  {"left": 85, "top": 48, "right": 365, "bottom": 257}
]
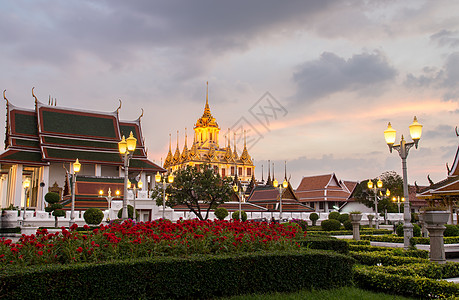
[
  {"left": 431, "top": 29, "right": 459, "bottom": 48},
  {"left": 292, "top": 51, "right": 397, "bottom": 103},
  {"left": 423, "top": 124, "right": 456, "bottom": 140},
  {"left": 405, "top": 52, "right": 459, "bottom": 101}
]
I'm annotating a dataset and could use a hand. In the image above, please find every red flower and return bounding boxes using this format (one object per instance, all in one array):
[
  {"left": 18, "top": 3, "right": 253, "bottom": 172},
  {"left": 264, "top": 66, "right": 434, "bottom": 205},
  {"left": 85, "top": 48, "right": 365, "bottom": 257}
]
[
  {"left": 76, "top": 247, "right": 83, "bottom": 253},
  {"left": 37, "top": 251, "right": 43, "bottom": 256}
]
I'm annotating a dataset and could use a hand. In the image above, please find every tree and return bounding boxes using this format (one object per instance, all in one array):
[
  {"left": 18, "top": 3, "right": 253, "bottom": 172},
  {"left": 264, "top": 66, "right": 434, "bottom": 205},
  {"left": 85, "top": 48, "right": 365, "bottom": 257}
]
[
  {"left": 84, "top": 208, "right": 104, "bottom": 225},
  {"left": 152, "top": 165, "right": 233, "bottom": 220},
  {"left": 232, "top": 210, "right": 247, "bottom": 221},
  {"left": 44, "top": 192, "right": 65, "bottom": 228},
  {"left": 353, "top": 171, "right": 403, "bottom": 214},
  {"left": 214, "top": 207, "right": 229, "bottom": 220}
]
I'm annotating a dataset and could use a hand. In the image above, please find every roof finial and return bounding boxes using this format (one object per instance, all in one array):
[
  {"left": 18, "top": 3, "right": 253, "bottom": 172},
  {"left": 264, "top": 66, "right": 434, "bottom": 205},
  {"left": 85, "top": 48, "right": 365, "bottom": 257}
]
[
  {"left": 455, "top": 126, "right": 458, "bottom": 137},
  {"left": 138, "top": 108, "right": 144, "bottom": 120},
  {"left": 272, "top": 162, "right": 275, "bottom": 181},
  {"left": 244, "top": 130, "right": 246, "bottom": 147},
  {"left": 184, "top": 128, "right": 187, "bottom": 147},
  {"left": 32, "top": 87, "right": 38, "bottom": 103},
  {"left": 284, "top": 160, "right": 287, "bottom": 181},
  {"left": 116, "top": 99, "right": 122, "bottom": 114},
  {"left": 3, "top": 90, "right": 8, "bottom": 105},
  {"left": 176, "top": 130, "right": 179, "bottom": 149},
  {"left": 169, "top": 133, "right": 172, "bottom": 151},
  {"left": 206, "top": 81, "right": 209, "bottom": 106}
]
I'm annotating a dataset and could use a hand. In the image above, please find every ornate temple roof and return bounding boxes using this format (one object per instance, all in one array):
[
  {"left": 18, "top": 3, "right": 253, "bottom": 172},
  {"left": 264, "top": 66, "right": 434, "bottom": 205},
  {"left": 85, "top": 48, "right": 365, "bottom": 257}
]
[
  {"left": 0, "top": 90, "right": 164, "bottom": 172},
  {"left": 194, "top": 82, "right": 219, "bottom": 129}
]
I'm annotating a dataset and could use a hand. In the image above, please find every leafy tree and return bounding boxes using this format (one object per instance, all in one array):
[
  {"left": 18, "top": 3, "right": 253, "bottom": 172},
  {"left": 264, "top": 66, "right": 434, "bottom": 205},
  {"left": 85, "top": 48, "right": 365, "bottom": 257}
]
[
  {"left": 353, "top": 171, "right": 403, "bottom": 214},
  {"left": 44, "top": 192, "right": 65, "bottom": 228},
  {"left": 152, "top": 165, "right": 233, "bottom": 220}
]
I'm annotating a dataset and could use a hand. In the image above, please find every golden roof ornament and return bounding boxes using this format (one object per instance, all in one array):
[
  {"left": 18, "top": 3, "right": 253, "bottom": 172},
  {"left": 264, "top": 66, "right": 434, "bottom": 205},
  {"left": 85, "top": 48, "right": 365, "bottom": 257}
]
[{"left": 194, "top": 82, "right": 219, "bottom": 129}]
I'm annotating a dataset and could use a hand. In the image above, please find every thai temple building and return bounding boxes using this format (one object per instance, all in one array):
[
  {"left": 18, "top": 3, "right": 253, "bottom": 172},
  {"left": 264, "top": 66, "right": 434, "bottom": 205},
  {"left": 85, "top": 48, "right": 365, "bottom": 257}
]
[
  {"left": 0, "top": 89, "right": 163, "bottom": 212},
  {"left": 163, "top": 83, "right": 255, "bottom": 182}
]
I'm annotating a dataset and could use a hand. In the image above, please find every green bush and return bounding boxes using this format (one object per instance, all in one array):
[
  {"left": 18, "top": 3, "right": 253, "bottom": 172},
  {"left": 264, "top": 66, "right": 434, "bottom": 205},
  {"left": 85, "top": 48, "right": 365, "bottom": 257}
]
[
  {"left": 117, "top": 205, "right": 139, "bottom": 219},
  {"left": 371, "top": 262, "right": 459, "bottom": 279},
  {"left": 349, "top": 251, "right": 428, "bottom": 266},
  {"left": 214, "top": 207, "right": 229, "bottom": 220},
  {"left": 396, "top": 224, "right": 421, "bottom": 237},
  {"left": 343, "top": 220, "right": 352, "bottom": 230},
  {"left": 354, "top": 265, "right": 459, "bottom": 299},
  {"left": 443, "top": 224, "right": 459, "bottom": 237},
  {"left": 296, "top": 236, "right": 349, "bottom": 254},
  {"left": 232, "top": 210, "right": 247, "bottom": 221},
  {"left": 44, "top": 192, "right": 59, "bottom": 204},
  {"left": 321, "top": 219, "right": 341, "bottom": 231},
  {"left": 309, "top": 213, "right": 319, "bottom": 226},
  {"left": 308, "top": 229, "right": 392, "bottom": 236},
  {"left": 0, "top": 227, "right": 21, "bottom": 234},
  {"left": 338, "top": 213, "right": 349, "bottom": 224},
  {"left": 84, "top": 208, "right": 104, "bottom": 225},
  {"left": 328, "top": 211, "right": 340, "bottom": 220},
  {"left": 44, "top": 192, "right": 64, "bottom": 227},
  {"left": 0, "top": 250, "right": 355, "bottom": 299},
  {"left": 348, "top": 245, "right": 428, "bottom": 258}
]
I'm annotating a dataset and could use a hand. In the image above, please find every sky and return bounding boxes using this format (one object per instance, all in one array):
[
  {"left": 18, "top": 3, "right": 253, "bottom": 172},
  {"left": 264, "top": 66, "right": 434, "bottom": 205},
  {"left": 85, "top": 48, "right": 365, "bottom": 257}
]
[{"left": 1, "top": 0, "right": 458, "bottom": 188}]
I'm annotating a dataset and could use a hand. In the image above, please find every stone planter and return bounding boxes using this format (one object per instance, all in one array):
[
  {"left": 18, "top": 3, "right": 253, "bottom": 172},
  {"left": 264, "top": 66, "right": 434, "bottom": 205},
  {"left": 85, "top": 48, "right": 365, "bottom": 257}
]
[
  {"left": 423, "top": 210, "right": 449, "bottom": 264},
  {"left": 418, "top": 214, "right": 428, "bottom": 238},
  {"left": 350, "top": 214, "right": 362, "bottom": 240}
]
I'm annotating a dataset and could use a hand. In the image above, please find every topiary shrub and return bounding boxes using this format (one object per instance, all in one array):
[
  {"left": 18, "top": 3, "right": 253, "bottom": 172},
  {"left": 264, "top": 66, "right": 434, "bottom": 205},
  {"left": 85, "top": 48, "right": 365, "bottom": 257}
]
[
  {"left": 44, "top": 192, "right": 64, "bottom": 228},
  {"left": 328, "top": 211, "right": 340, "bottom": 220},
  {"left": 309, "top": 213, "right": 319, "bottom": 226},
  {"left": 214, "top": 207, "right": 229, "bottom": 220},
  {"left": 343, "top": 219, "right": 352, "bottom": 230},
  {"left": 338, "top": 213, "right": 349, "bottom": 224},
  {"left": 321, "top": 219, "right": 341, "bottom": 231},
  {"left": 84, "top": 208, "right": 104, "bottom": 225},
  {"left": 117, "top": 205, "right": 139, "bottom": 220},
  {"left": 444, "top": 225, "right": 459, "bottom": 237},
  {"left": 232, "top": 210, "right": 247, "bottom": 221},
  {"left": 396, "top": 223, "right": 421, "bottom": 237}
]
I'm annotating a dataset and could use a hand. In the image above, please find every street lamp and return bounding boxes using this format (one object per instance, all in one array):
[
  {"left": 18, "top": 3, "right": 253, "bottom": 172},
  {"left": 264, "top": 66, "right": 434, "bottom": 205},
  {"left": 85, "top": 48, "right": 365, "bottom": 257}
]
[
  {"left": 155, "top": 171, "right": 174, "bottom": 219},
  {"left": 367, "top": 179, "right": 390, "bottom": 229},
  {"left": 273, "top": 179, "right": 288, "bottom": 221},
  {"left": 392, "top": 196, "right": 405, "bottom": 214},
  {"left": 384, "top": 116, "right": 422, "bottom": 249},
  {"left": 127, "top": 179, "right": 143, "bottom": 221},
  {"left": 98, "top": 188, "right": 120, "bottom": 221},
  {"left": 233, "top": 183, "right": 247, "bottom": 221},
  {"left": 118, "top": 132, "right": 137, "bottom": 220},
  {"left": 22, "top": 178, "right": 30, "bottom": 221},
  {"left": 69, "top": 158, "right": 81, "bottom": 226}
]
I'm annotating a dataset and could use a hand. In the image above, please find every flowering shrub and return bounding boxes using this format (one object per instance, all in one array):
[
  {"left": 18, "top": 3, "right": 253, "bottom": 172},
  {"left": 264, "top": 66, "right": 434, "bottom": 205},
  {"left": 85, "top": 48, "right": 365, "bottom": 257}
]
[{"left": 0, "top": 219, "right": 304, "bottom": 266}]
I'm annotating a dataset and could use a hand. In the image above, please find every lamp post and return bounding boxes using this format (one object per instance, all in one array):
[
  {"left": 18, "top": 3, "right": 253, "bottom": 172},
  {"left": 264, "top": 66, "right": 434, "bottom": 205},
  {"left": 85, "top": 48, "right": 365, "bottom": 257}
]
[
  {"left": 367, "top": 179, "right": 389, "bottom": 229},
  {"left": 384, "top": 116, "right": 422, "bottom": 249},
  {"left": 22, "top": 178, "right": 30, "bottom": 222},
  {"left": 392, "top": 196, "right": 405, "bottom": 214},
  {"left": 118, "top": 132, "right": 137, "bottom": 220},
  {"left": 69, "top": 158, "right": 81, "bottom": 226},
  {"left": 98, "top": 188, "right": 120, "bottom": 221},
  {"left": 155, "top": 172, "right": 174, "bottom": 219},
  {"left": 127, "top": 179, "right": 143, "bottom": 221},
  {"left": 233, "top": 183, "right": 247, "bottom": 221},
  {"left": 273, "top": 178, "right": 288, "bottom": 221}
]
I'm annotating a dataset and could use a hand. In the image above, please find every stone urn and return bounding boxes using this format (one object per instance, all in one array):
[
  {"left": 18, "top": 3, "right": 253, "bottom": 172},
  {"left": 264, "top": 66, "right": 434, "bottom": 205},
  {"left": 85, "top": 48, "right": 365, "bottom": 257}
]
[
  {"left": 367, "top": 214, "right": 374, "bottom": 228},
  {"left": 350, "top": 213, "right": 362, "bottom": 240},
  {"left": 423, "top": 210, "right": 449, "bottom": 264}
]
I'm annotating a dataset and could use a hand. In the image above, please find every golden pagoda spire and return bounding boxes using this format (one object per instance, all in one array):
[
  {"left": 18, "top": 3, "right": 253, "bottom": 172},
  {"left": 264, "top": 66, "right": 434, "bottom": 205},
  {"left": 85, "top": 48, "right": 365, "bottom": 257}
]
[
  {"left": 233, "top": 132, "right": 239, "bottom": 160},
  {"left": 181, "top": 128, "right": 189, "bottom": 162},
  {"left": 194, "top": 82, "right": 219, "bottom": 129},
  {"left": 163, "top": 133, "right": 173, "bottom": 168},
  {"left": 173, "top": 130, "right": 181, "bottom": 164},
  {"left": 240, "top": 130, "right": 252, "bottom": 164}
]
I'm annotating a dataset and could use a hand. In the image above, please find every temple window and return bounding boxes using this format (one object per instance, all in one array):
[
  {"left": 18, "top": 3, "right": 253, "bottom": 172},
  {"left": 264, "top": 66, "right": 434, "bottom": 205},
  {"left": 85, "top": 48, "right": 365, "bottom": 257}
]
[
  {"left": 238, "top": 167, "right": 243, "bottom": 175},
  {"left": 247, "top": 168, "right": 252, "bottom": 176},
  {"left": 231, "top": 166, "right": 235, "bottom": 176}
]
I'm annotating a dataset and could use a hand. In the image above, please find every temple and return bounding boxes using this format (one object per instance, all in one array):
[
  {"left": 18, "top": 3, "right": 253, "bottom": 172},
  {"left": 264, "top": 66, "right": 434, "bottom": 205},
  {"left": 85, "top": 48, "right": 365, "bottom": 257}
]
[
  {"left": 0, "top": 89, "right": 164, "bottom": 211},
  {"left": 163, "top": 83, "right": 255, "bottom": 182}
]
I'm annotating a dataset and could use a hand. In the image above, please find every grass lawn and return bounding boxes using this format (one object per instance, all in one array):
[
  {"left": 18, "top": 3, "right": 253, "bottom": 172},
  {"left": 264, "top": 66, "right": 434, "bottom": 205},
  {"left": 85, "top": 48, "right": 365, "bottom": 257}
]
[{"left": 221, "top": 286, "right": 414, "bottom": 300}]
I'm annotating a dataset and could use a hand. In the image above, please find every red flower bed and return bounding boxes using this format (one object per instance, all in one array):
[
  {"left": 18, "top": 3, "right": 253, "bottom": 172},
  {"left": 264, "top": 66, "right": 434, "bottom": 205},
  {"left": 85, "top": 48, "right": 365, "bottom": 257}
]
[{"left": 0, "top": 219, "right": 304, "bottom": 266}]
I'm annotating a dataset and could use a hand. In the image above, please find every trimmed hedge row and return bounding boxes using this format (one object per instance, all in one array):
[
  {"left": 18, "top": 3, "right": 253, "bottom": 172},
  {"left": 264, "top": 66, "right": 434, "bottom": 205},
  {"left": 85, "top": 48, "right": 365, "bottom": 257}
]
[
  {"left": 308, "top": 229, "right": 392, "bottom": 236},
  {"left": 343, "top": 239, "right": 371, "bottom": 245},
  {"left": 367, "top": 262, "right": 459, "bottom": 280},
  {"left": 354, "top": 265, "right": 459, "bottom": 299},
  {"left": 349, "top": 245, "right": 429, "bottom": 258},
  {"left": 0, "top": 250, "right": 355, "bottom": 299},
  {"left": 296, "top": 236, "right": 349, "bottom": 254},
  {"left": 361, "top": 234, "right": 459, "bottom": 244},
  {"left": 0, "top": 227, "right": 21, "bottom": 234},
  {"left": 349, "top": 251, "right": 428, "bottom": 266}
]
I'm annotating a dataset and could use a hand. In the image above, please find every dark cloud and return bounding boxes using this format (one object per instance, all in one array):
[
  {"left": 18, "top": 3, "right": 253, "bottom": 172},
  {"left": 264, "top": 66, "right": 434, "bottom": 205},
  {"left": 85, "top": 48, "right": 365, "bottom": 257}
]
[
  {"left": 423, "top": 124, "right": 456, "bottom": 139},
  {"left": 431, "top": 30, "right": 459, "bottom": 48},
  {"left": 292, "top": 51, "right": 397, "bottom": 102},
  {"left": 405, "top": 52, "right": 459, "bottom": 101}
]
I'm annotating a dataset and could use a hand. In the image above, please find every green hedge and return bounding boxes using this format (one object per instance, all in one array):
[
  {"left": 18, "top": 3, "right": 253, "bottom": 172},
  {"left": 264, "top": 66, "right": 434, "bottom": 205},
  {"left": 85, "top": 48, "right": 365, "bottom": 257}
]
[
  {"left": 296, "top": 236, "right": 349, "bottom": 254},
  {"left": 354, "top": 265, "right": 459, "bottom": 299},
  {"left": 368, "top": 262, "right": 459, "bottom": 280},
  {"left": 361, "top": 234, "right": 459, "bottom": 244},
  {"left": 0, "top": 250, "right": 355, "bottom": 299},
  {"left": 308, "top": 229, "right": 391, "bottom": 236},
  {"left": 349, "top": 251, "right": 428, "bottom": 266},
  {"left": 0, "top": 227, "right": 21, "bottom": 234},
  {"left": 349, "top": 245, "right": 429, "bottom": 258},
  {"left": 343, "top": 239, "right": 371, "bottom": 245}
]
